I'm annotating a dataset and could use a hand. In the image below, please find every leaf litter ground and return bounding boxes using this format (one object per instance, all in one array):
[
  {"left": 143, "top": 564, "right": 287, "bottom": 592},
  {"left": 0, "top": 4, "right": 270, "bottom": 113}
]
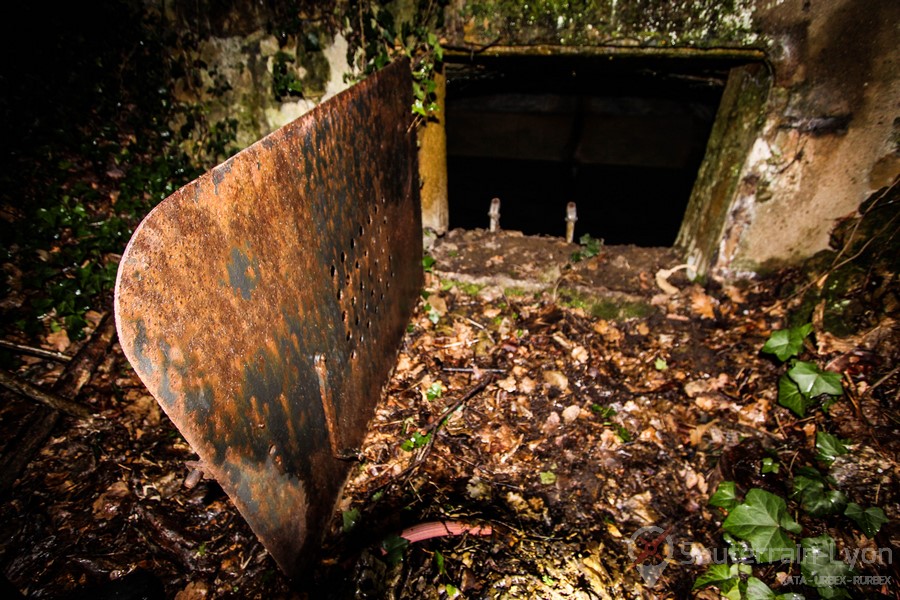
[{"left": 1, "top": 229, "right": 897, "bottom": 599}]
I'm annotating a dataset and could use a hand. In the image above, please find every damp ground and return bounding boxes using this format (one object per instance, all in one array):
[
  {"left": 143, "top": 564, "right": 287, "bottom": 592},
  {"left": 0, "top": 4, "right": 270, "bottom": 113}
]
[{"left": 1, "top": 225, "right": 898, "bottom": 599}]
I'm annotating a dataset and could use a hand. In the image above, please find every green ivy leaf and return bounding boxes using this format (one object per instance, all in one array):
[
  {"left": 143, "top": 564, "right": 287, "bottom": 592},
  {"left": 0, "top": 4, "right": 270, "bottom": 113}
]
[
  {"left": 539, "top": 471, "right": 557, "bottom": 485},
  {"left": 815, "top": 431, "right": 849, "bottom": 465},
  {"left": 723, "top": 532, "right": 755, "bottom": 563},
  {"left": 381, "top": 533, "right": 409, "bottom": 566},
  {"left": 792, "top": 466, "right": 852, "bottom": 518},
  {"left": 722, "top": 488, "right": 802, "bottom": 563},
  {"left": 400, "top": 431, "right": 431, "bottom": 452},
  {"left": 804, "top": 488, "right": 848, "bottom": 517},
  {"left": 692, "top": 563, "right": 745, "bottom": 590},
  {"left": 425, "top": 382, "right": 443, "bottom": 400},
  {"left": 342, "top": 508, "right": 360, "bottom": 533},
  {"left": 761, "top": 457, "right": 780, "bottom": 474},
  {"left": 844, "top": 503, "right": 888, "bottom": 538},
  {"left": 745, "top": 575, "right": 805, "bottom": 600},
  {"left": 799, "top": 535, "right": 852, "bottom": 598},
  {"left": 762, "top": 323, "right": 812, "bottom": 361},
  {"left": 788, "top": 361, "right": 843, "bottom": 398},
  {"left": 709, "top": 481, "right": 739, "bottom": 511},
  {"left": 777, "top": 374, "right": 811, "bottom": 416},
  {"left": 693, "top": 563, "right": 754, "bottom": 598},
  {"left": 723, "top": 580, "right": 744, "bottom": 600},
  {"left": 745, "top": 577, "right": 776, "bottom": 600},
  {"left": 570, "top": 234, "right": 603, "bottom": 261},
  {"left": 590, "top": 404, "right": 616, "bottom": 421}
]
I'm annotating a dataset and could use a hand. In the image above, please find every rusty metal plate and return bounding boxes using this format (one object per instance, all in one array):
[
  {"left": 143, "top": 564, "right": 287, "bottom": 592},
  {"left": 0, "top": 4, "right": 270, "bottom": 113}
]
[{"left": 114, "top": 60, "right": 422, "bottom": 577}]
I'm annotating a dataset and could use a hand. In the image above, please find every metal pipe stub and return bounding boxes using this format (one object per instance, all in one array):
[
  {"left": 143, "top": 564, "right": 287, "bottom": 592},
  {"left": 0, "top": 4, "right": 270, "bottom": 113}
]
[{"left": 114, "top": 60, "right": 422, "bottom": 577}]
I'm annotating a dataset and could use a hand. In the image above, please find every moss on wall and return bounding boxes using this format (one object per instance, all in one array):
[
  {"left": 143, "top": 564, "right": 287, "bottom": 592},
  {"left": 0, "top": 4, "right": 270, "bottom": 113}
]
[
  {"left": 152, "top": 0, "right": 348, "bottom": 149},
  {"left": 295, "top": 30, "right": 334, "bottom": 100},
  {"left": 148, "top": 0, "right": 897, "bottom": 279},
  {"left": 451, "top": 0, "right": 760, "bottom": 48},
  {"left": 675, "top": 63, "right": 770, "bottom": 277}
]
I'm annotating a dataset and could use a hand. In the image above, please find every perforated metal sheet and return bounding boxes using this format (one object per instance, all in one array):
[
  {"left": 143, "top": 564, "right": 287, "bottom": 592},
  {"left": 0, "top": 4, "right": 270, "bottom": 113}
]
[{"left": 114, "top": 60, "right": 421, "bottom": 576}]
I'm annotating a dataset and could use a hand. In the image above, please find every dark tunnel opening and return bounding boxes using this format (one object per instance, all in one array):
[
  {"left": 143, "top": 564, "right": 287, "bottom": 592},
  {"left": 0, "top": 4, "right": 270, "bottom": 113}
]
[{"left": 444, "top": 53, "right": 745, "bottom": 246}]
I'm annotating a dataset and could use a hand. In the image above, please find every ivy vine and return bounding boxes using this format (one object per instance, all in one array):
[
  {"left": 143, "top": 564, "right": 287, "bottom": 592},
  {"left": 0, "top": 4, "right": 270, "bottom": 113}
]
[{"left": 343, "top": 0, "right": 448, "bottom": 121}]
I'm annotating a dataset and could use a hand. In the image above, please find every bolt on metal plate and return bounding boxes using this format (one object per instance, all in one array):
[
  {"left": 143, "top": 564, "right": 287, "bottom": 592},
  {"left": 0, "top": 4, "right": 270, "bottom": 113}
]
[{"left": 114, "top": 60, "right": 422, "bottom": 577}]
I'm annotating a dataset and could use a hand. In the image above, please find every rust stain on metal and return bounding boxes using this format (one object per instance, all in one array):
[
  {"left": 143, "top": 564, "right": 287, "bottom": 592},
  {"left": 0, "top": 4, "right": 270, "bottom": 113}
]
[
  {"left": 114, "top": 60, "right": 421, "bottom": 577},
  {"left": 314, "top": 354, "right": 340, "bottom": 456}
]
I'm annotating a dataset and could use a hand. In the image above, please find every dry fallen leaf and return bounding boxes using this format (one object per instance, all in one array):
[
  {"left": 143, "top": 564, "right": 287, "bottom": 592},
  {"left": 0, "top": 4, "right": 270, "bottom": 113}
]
[
  {"left": 689, "top": 420, "right": 719, "bottom": 447},
  {"left": 395, "top": 353, "right": 412, "bottom": 375},
  {"left": 542, "top": 411, "right": 561, "bottom": 435},
  {"left": 738, "top": 398, "right": 770, "bottom": 426},
  {"left": 519, "top": 376, "right": 537, "bottom": 394},
  {"left": 561, "top": 404, "right": 581, "bottom": 423},
  {"left": 496, "top": 376, "right": 517, "bottom": 393},
  {"left": 599, "top": 428, "right": 622, "bottom": 448},
  {"left": 722, "top": 285, "right": 746, "bottom": 304},
  {"left": 684, "top": 374, "right": 730, "bottom": 397},
  {"left": 482, "top": 307, "right": 501, "bottom": 319},
  {"left": 619, "top": 491, "right": 659, "bottom": 524},
  {"left": 428, "top": 294, "right": 448, "bottom": 316},
  {"left": 543, "top": 370, "right": 569, "bottom": 391},
  {"left": 571, "top": 345, "right": 589, "bottom": 363},
  {"left": 175, "top": 581, "right": 210, "bottom": 600},
  {"left": 593, "top": 319, "right": 624, "bottom": 343},
  {"left": 693, "top": 395, "right": 722, "bottom": 412},
  {"left": 92, "top": 480, "right": 131, "bottom": 520},
  {"left": 690, "top": 287, "right": 717, "bottom": 320},
  {"left": 45, "top": 328, "right": 71, "bottom": 353},
  {"left": 84, "top": 309, "right": 105, "bottom": 328},
  {"left": 680, "top": 467, "right": 708, "bottom": 493},
  {"left": 638, "top": 426, "right": 664, "bottom": 445}
]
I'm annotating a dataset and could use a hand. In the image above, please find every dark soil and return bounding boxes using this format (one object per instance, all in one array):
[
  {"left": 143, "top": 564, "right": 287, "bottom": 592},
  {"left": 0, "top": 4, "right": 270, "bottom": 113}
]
[{"left": 2, "top": 226, "right": 896, "bottom": 599}]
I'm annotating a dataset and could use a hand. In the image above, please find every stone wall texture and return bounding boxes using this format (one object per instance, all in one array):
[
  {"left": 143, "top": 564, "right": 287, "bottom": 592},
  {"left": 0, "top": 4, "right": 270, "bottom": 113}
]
[{"left": 159, "top": 0, "right": 899, "bottom": 276}]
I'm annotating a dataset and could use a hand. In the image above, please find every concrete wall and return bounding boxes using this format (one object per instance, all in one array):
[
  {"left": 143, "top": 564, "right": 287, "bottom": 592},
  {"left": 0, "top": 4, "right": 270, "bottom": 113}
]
[
  {"left": 150, "top": 0, "right": 354, "bottom": 150},
  {"left": 441, "top": 0, "right": 899, "bottom": 278},
  {"left": 725, "top": 0, "right": 899, "bottom": 276},
  {"left": 159, "top": 0, "right": 899, "bottom": 278}
]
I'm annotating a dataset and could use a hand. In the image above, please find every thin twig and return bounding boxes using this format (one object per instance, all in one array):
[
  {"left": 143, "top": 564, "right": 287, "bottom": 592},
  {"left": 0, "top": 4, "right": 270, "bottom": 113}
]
[
  {"left": 366, "top": 375, "right": 494, "bottom": 494},
  {"left": 764, "top": 177, "right": 898, "bottom": 314},
  {"left": 425, "top": 374, "right": 495, "bottom": 435},
  {"left": 441, "top": 366, "right": 506, "bottom": 374},
  {"left": 829, "top": 178, "right": 897, "bottom": 269},
  {"left": 0, "top": 370, "right": 92, "bottom": 419},
  {"left": 464, "top": 317, "right": 487, "bottom": 331},
  {"left": 0, "top": 339, "right": 71, "bottom": 362},
  {"left": 868, "top": 365, "right": 900, "bottom": 393}
]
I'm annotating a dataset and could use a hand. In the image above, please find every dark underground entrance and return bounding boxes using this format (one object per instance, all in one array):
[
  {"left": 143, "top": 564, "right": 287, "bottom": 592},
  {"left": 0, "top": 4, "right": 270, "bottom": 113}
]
[{"left": 444, "top": 53, "right": 747, "bottom": 246}]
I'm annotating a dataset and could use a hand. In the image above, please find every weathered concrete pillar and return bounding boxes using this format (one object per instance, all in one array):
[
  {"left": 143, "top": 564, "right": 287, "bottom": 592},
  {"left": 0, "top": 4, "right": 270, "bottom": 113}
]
[
  {"left": 419, "top": 69, "right": 449, "bottom": 234},
  {"left": 676, "top": 63, "right": 770, "bottom": 279}
]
